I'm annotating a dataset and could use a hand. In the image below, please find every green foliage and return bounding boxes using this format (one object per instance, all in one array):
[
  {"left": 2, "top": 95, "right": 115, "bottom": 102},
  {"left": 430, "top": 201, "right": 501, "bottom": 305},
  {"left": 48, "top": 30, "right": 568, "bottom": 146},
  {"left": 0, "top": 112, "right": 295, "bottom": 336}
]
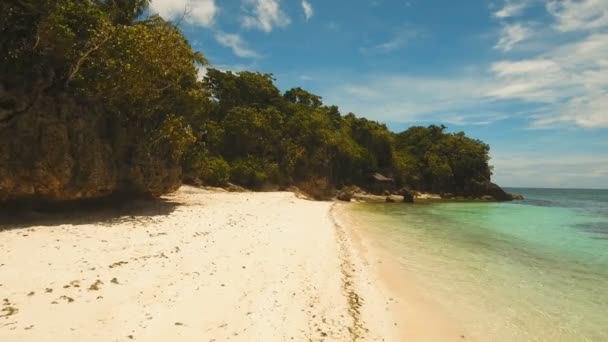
[
  {"left": 2, "top": 0, "right": 496, "bottom": 196},
  {"left": 157, "top": 115, "right": 196, "bottom": 161},
  {"left": 204, "top": 69, "right": 282, "bottom": 120},
  {"left": 195, "top": 69, "right": 493, "bottom": 193},
  {"left": 222, "top": 106, "right": 284, "bottom": 160},
  {"left": 1, "top": 0, "right": 207, "bottom": 194},
  {"left": 95, "top": 0, "right": 151, "bottom": 25},
  {"left": 284, "top": 87, "right": 322, "bottom": 108},
  {"left": 230, "top": 158, "right": 280, "bottom": 188},
  {"left": 394, "top": 125, "right": 492, "bottom": 192},
  {"left": 201, "top": 157, "right": 231, "bottom": 186}
]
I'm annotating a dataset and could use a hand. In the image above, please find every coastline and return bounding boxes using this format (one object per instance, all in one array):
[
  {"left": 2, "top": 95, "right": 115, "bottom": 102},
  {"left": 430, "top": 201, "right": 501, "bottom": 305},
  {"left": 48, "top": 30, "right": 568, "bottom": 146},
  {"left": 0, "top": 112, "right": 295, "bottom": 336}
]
[
  {"left": 331, "top": 203, "right": 471, "bottom": 342},
  {"left": 0, "top": 186, "right": 397, "bottom": 341}
]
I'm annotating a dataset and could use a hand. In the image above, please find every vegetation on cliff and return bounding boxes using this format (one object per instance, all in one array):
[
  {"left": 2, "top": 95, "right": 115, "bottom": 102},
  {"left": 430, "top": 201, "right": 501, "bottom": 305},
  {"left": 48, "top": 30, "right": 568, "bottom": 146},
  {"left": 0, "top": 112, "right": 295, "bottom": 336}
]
[
  {"left": 1, "top": 0, "right": 207, "bottom": 201},
  {"left": 0, "top": 0, "right": 510, "bottom": 202}
]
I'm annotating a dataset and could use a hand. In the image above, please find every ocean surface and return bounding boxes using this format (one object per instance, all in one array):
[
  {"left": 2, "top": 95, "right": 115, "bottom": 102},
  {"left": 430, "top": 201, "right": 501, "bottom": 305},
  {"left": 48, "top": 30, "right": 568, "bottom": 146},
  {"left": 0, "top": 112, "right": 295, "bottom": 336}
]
[{"left": 346, "top": 188, "right": 608, "bottom": 341}]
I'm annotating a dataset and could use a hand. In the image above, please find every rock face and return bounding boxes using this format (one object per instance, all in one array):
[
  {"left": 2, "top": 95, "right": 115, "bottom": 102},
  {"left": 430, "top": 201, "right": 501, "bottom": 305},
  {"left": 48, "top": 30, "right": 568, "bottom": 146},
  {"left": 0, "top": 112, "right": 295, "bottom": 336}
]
[
  {"left": 336, "top": 186, "right": 361, "bottom": 202},
  {"left": 0, "top": 87, "right": 181, "bottom": 202},
  {"left": 461, "top": 180, "right": 522, "bottom": 201}
]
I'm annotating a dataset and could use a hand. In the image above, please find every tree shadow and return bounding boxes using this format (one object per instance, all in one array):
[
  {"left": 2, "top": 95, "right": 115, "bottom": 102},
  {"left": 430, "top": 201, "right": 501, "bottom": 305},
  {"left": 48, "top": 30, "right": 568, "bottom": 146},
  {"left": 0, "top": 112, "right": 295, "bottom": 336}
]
[{"left": 0, "top": 195, "right": 182, "bottom": 232}]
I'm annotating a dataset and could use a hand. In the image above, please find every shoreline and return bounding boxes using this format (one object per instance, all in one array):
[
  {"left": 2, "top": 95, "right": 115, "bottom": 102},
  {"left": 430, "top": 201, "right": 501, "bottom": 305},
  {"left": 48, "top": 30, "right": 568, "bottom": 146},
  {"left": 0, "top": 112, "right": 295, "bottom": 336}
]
[
  {"left": 331, "top": 202, "right": 471, "bottom": 341},
  {"left": 1, "top": 186, "right": 468, "bottom": 341}
]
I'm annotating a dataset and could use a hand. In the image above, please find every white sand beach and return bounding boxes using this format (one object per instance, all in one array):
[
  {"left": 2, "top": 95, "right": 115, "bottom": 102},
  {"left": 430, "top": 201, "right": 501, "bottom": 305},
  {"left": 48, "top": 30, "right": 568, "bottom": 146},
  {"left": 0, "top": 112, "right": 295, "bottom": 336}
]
[{"left": 0, "top": 186, "right": 405, "bottom": 341}]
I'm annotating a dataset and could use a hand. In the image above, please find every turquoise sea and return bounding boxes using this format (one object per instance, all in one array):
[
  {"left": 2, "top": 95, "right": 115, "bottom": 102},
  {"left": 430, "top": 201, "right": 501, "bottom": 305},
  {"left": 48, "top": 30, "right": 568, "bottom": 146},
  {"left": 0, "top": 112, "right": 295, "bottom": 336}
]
[{"left": 347, "top": 188, "right": 608, "bottom": 341}]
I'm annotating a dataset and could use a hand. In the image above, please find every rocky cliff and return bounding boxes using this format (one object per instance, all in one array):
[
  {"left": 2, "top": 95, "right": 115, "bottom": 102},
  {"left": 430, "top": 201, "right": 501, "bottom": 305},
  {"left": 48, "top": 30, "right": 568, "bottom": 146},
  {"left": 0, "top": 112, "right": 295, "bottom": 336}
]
[{"left": 0, "top": 82, "right": 181, "bottom": 202}]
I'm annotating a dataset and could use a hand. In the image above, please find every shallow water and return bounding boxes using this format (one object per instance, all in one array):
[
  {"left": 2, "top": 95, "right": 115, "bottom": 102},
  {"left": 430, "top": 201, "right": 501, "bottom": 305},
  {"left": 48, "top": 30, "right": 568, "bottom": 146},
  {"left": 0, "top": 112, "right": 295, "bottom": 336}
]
[{"left": 347, "top": 188, "right": 608, "bottom": 341}]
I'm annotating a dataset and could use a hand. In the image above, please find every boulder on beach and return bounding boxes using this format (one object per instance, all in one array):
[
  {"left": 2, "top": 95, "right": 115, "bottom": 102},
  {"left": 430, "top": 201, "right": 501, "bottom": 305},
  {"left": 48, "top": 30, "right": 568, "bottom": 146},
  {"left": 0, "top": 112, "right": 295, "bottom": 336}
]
[
  {"left": 385, "top": 195, "right": 403, "bottom": 203},
  {"left": 336, "top": 186, "right": 362, "bottom": 202}
]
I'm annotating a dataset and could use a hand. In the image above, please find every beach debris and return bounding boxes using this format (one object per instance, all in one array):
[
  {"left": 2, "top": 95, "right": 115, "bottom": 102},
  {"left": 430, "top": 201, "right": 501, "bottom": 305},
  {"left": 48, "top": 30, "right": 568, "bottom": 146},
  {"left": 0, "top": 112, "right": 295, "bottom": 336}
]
[
  {"left": 27, "top": 291, "right": 35, "bottom": 296},
  {"left": 110, "top": 277, "right": 119, "bottom": 284},
  {"left": 59, "top": 296, "right": 74, "bottom": 303},
  {"left": 64, "top": 280, "right": 80, "bottom": 289},
  {"left": 88, "top": 280, "right": 103, "bottom": 291},
  {"left": 109, "top": 261, "right": 128, "bottom": 268},
  {"left": 1, "top": 303, "right": 18, "bottom": 318},
  {"left": 45, "top": 288, "right": 53, "bottom": 293}
]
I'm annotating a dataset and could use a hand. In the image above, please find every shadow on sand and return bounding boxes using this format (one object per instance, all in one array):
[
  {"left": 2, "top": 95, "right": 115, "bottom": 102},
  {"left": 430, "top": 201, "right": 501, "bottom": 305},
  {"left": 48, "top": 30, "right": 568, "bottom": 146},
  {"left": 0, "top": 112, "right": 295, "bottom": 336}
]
[{"left": 0, "top": 195, "right": 182, "bottom": 231}]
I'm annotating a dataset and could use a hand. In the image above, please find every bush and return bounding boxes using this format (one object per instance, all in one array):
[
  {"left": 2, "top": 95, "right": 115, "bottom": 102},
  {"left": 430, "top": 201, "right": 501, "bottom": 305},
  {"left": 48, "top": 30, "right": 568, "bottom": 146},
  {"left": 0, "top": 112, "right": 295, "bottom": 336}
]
[
  {"left": 199, "top": 157, "right": 231, "bottom": 186},
  {"left": 230, "top": 157, "right": 281, "bottom": 188}
]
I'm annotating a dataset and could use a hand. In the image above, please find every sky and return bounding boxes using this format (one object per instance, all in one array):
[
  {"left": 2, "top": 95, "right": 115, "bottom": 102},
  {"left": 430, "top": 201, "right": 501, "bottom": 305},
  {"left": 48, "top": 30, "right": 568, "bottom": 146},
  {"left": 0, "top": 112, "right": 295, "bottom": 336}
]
[{"left": 148, "top": 0, "right": 607, "bottom": 189}]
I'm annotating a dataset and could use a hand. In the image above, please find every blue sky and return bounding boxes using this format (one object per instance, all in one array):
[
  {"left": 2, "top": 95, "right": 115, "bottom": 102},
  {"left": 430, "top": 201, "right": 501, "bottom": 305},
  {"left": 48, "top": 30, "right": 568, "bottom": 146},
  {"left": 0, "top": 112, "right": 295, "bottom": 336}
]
[{"left": 149, "top": 0, "right": 608, "bottom": 189}]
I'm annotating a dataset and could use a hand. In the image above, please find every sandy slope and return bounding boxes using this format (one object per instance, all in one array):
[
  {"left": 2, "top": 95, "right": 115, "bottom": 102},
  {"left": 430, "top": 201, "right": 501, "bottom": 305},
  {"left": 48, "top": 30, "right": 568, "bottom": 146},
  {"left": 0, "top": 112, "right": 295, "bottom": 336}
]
[{"left": 0, "top": 186, "right": 398, "bottom": 342}]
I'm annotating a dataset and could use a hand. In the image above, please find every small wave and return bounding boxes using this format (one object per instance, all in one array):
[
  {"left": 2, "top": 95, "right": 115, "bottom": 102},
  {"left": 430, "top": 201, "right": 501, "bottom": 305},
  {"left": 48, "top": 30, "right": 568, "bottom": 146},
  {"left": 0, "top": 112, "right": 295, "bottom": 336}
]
[
  {"left": 574, "top": 222, "right": 608, "bottom": 239},
  {"left": 517, "top": 198, "right": 560, "bottom": 208}
]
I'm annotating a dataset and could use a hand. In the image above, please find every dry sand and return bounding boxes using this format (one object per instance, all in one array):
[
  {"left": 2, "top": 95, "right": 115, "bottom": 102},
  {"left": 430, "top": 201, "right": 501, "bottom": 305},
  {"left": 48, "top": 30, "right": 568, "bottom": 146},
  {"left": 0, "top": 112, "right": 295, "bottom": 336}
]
[{"left": 0, "top": 186, "right": 401, "bottom": 341}]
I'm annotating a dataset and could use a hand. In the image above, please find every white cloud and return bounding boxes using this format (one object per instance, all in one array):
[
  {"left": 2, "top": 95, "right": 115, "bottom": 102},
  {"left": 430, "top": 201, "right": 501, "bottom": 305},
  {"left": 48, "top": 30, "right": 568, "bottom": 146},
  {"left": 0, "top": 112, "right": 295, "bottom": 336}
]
[
  {"left": 241, "top": 0, "right": 291, "bottom": 32},
  {"left": 301, "top": 0, "right": 313, "bottom": 21},
  {"left": 313, "top": 0, "right": 608, "bottom": 130},
  {"left": 547, "top": 0, "right": 608, "bottom": 32},
  {"left": 493, "top": 0, "right": 530, "bottom": 18},
  {"left": 495, "top": 23, "right": 531, "bottom": 51},
  {"left": 488, "top": 33, "right": 608, "bottom": 128},
  {"left": 322, "top": 75, "right": 492, "bottom": 124},
  {"left": 360, "top": 30, "right": 418, "bottom": 55},
  {"left": 214, "top": 31, "right": 260, "bottom": 58},
  {"left": 150, "top": 0, "right": 217, "bottom": 27},
  {"left": 321, "top": 32, "right": 608, "bottom": 129}
]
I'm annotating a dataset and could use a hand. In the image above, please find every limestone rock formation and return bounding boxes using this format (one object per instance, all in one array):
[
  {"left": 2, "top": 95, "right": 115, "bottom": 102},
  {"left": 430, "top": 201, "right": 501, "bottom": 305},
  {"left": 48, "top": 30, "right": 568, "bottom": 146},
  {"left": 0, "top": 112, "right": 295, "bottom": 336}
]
[{"left": 0, "top": 86, "right": 181, "bottom": 202}]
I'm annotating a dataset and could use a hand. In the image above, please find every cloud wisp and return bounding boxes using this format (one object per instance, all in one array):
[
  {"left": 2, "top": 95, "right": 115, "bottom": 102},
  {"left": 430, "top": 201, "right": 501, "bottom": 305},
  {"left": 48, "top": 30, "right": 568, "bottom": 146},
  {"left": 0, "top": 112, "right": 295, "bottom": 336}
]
[
  {"left": 149, "top": 0, "right": 218, "bottom": 27},
  {"left": 493, "top": 0, "right": 530, "bottom": 18},
  {"left": 214, "top": 31, "right": 261, "bottom": 58},
  {"left": 241, "top": 0, "right": 291, "bottom": 32},
  {"left": 547, "top": 0, "right": 608, "bottom": 32},
  {"left": 322, "top": 0, "right": 608, "bottom": 130},
  {"left": 301, "top": 0, "right": 313, "bottom": 21},
  {"left": 495, "top": 23, "right": 531, "bottom": 51},
  {"left": 360, "top": 30, "right": 419, "bottom": 55}
]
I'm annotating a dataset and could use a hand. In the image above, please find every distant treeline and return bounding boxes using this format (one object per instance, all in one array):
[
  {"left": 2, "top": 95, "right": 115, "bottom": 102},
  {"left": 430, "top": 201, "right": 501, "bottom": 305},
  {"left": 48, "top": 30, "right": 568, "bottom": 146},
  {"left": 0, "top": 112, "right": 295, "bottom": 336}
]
[{"left": 0, "top": 0, "right": 497, "bottom": 201}]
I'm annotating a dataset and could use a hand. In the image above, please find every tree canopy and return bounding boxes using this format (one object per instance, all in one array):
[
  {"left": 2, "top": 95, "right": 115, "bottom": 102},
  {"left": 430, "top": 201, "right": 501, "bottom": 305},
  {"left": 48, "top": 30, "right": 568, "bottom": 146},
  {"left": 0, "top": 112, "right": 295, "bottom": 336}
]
[{"left": 1, "top": 0, "right": 499, "bottom": 200}]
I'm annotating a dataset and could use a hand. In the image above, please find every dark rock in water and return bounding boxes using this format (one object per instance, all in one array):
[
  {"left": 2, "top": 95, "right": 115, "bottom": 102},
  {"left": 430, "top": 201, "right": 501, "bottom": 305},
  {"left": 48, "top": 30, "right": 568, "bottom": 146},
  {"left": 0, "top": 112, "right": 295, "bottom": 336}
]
[
  {"left": 461, "top": 181, "right": 515, "bottom": 201},
  {"left": 0, "top": 88, "right": 181, "bottom": 202},
  {"left": 397, "top": 188, "right": 415, "bottom": 203},
  {"left": 510, "top": 193, "right": 524, "bottom": 200}
]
